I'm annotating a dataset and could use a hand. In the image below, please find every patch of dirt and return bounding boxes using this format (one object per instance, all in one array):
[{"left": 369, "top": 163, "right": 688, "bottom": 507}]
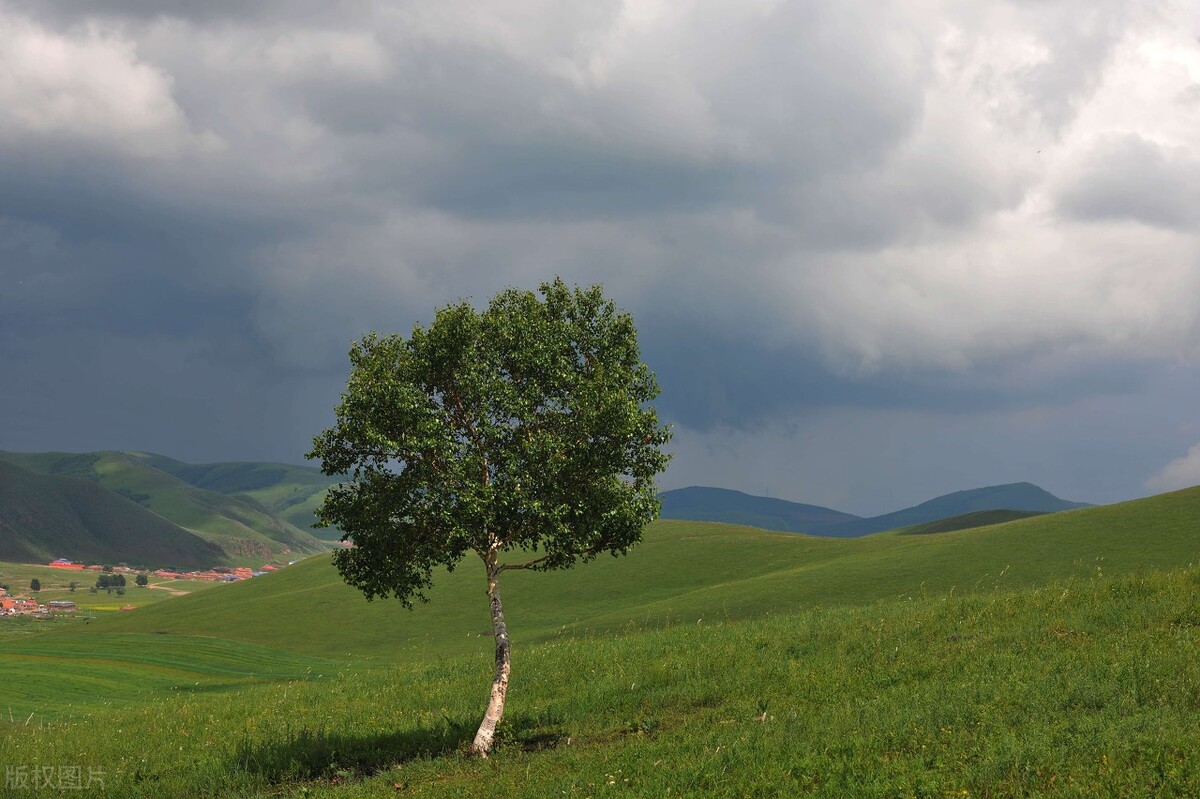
[{"left": 146, "top": 583, "right": 190, "bottom": 597}]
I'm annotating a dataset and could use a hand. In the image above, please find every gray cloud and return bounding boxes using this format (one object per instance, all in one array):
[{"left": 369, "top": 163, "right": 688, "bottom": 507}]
[
  {"left": 1056, "top": 134, "right": 1200, "bottom": 230},
  {"left": 2, "top": 0, "right": 1200, "bottom": 509}
]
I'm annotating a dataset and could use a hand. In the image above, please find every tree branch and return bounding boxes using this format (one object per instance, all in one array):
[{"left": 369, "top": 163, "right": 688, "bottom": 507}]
[
  {"left": 498, "top": 545, "right": 601, "bottom": 572},
  {"left": 497, "top": 554, "right": 550, "bottom": 572}
]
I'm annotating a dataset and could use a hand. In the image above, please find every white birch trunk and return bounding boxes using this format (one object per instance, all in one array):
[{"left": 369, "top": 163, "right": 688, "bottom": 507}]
[{"left": 470, "top": 551, "right": 510, "bottom": 757}]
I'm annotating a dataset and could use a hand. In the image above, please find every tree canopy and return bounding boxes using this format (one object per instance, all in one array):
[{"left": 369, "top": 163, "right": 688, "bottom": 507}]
[
  {"left": 311, "top": 278, "right": 671, "bottom": 603},
  {"left": 309, "top": 278, "right": 671, "bottom": 755}
]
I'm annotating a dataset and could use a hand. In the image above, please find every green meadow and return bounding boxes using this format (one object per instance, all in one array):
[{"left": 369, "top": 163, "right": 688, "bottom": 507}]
[
  {"left": 1, "top": 486, "right": 1198, "bottom": 796},
  {"left": 0, "top": 560, "right": 224, "bottom": 614}
]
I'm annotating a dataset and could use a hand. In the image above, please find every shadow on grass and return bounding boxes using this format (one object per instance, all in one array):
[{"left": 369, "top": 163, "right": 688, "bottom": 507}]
[{"left": 232, "top": 713, "right": 565, "bottom": 783}]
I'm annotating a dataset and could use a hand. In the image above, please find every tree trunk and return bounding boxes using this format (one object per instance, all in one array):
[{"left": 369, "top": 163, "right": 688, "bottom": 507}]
[{"left": 470, "top": 552, "right": 511, "bottom": 757}]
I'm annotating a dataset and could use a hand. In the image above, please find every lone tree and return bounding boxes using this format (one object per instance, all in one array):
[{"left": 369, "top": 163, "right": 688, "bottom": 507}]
[
  {"left": 309, "top": 278, "right": 671, "bottom": 757},
  {"left": 136, "top": 573, "right": 149, "bottom": 587},
  {"left": 30, "top": 578, "right": 40, "bottom": 592}
]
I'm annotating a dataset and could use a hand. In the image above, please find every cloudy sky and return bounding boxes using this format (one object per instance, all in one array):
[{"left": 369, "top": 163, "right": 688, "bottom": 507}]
[{"left": 3, "top": 0, "right": 1200, "bottom": 515}]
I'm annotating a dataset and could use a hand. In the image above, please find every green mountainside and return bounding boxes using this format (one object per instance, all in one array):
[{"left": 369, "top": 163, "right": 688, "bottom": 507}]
[
  {"left": 0, "top": 451, "right": 328, "bottom": 565},
  {"left": 122, "top": 452, "right": 343, "bottom": 541},
  {"left": 660, "top": 481, "right": 1089, "bottom": 536},
  {"left": 0, "top": 460, "right": 224, "bottom": 569}
]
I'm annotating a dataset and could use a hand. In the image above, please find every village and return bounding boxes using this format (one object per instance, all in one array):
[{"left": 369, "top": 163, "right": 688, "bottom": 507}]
[{"left": 0, "top": 558, "right": 294, "bottom": 618}]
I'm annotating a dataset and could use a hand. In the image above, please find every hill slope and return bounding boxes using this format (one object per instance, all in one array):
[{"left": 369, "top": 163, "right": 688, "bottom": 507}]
[
  {"left": 895, "top": 509, "right": 1046, "bottom": 535},
  {"left": 122, "top": 452, "right": 342, "bottom": 541},
  {"left": 658, "top": 486, "right": 860, "bottom": 532},
  {"left": 0, "top": 460, "right": 226, "bottom": 568},
  {"left": 2, "top": 563, "right": 1197, "bottom": 796},
  {"left": 0, "top": 451, "right": 327, "bottom": 563},
  {"left": 68, "top": 484, "right": 1200, "bottom": 662}
]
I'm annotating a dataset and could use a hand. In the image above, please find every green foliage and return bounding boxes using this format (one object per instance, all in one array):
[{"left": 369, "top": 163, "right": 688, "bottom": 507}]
[
  {"left": 95, "top": 573, "right": 126, "bottom": 590},
  {"left": 311, "top": 278, "right": 672, "bottom": 606},
  {"left": 135, "top": 573, "right": 149, "bottom": 587},
  {"left": 29, "top": 577, "right": 40, "bottom": 591}
]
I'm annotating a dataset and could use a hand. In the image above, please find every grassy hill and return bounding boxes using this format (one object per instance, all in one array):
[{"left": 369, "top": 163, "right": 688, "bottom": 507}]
[
  {"left": 46, "top": 483, "right": 1200, "bottom": 666},
  {"left": 122, "top": 452, "right": 344, "bottom": 542},
  {"left": 658, "top": 486, "right": 860, "bottom": 532},
  {"left": 0, "top": 451, "right": 328, "bottom": 564},
  {"left": 1, "top": 541, "right": 1198, "bottom": 795},
  {"left": 0, "top": 460, "right": 226, "bottom": 569},
  {"left": 894, "top": 509, "right": 1047, "bottom": 535}
]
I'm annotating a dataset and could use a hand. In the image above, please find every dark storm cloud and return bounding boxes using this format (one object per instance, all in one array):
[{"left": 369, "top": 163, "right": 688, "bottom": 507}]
[
  {"left": 642, "top": 319, "right": 1158, "bottom": 432},
  {"left": 2, "top": 0, "right": 1199, "bottom": 506}
]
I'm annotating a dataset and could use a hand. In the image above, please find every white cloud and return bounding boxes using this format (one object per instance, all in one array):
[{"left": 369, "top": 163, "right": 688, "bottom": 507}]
[
  {"left": 0, "top": 14, "right": 220, "bottom": 157},
  {"left": 1146, "top": 442, "right": 1200, "bottom": 493}
]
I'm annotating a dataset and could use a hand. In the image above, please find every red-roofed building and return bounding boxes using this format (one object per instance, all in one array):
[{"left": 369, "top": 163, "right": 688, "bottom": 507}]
[
  {"left": 49, "top": 559, "right": 84, "bottom": 570},
  {"left": 1, "top": 597, "right": 41, "bottom": 615}
]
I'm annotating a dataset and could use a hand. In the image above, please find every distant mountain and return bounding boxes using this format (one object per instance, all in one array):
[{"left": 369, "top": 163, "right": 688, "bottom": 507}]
[
  {"left": 0, "top": 451, "right": 329, "bottom": 562},
  {"left": 818, "top": 482, "right": 1091, "bottom": 537},
  {"left": 659, "top": 482, "right": 1090, "bottom": 537},
  {"left": 0, "top": 460, "right": 225, "bottom": 568},
  {"left": 658, "top": 486, "right": 860, "bottom": 533}
]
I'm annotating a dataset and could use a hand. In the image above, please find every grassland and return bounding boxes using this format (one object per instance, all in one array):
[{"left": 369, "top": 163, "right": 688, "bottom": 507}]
[
  {"left": 0, "top": 561, "right": 226, "bottom": 613},
  {"left": 0, "top": 566, "right": 1197, "bottom": 797},
  {"left": 48, "top": 484, "right": 1200, "bottom": 663},
  {"left": 0, "top": 485, "right": 1197, "bottom": 796},
  {"left": 895, "top": 509, "right": 1047, "bottom": 535}
]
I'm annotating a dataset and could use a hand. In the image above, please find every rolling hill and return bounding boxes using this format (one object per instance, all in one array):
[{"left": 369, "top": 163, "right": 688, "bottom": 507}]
[
  {"left": 3, "top": 484, "right": 1200, "bottom": 796},
  {"left": 58, "top": 483, "right": 1200, "bottom": 663},
  {"left": 894, "top": 508, "right": 1046, "bottom": 535},
  {"left": 0, "top": 451, "right": 328, "bottom": 564},
  {"left": 0, "top": 460, "right": 225, "bottom": 568},
  {"left": 121, "top": 452, "right": 343, "bottom": 541},
  {"left": 660, "top": 481, "right": 1089, "bottom": 536}
]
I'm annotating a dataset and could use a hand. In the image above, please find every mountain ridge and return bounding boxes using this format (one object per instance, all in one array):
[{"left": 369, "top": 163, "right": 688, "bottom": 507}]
[{"left": 659, "top": 481, "right": 1090, "bottom": 536}]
